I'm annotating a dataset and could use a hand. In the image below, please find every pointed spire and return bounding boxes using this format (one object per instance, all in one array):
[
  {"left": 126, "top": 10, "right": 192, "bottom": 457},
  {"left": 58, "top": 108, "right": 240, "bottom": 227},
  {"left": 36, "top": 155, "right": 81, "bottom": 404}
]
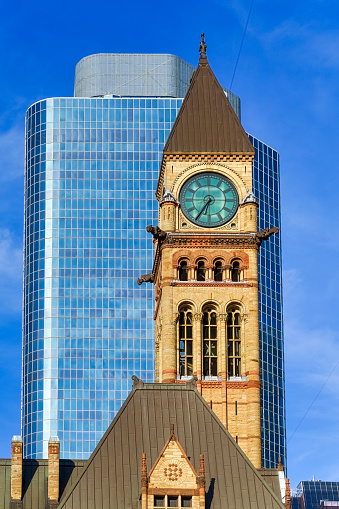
[
  {"left": 199, "top": 33, "right": 207, "bottom": 64},
  {"left": 284, "top": 478, "right": 291, "bottom": 509},
  {"left": 197, "top": 454, "right": 205, "bottom": 489},
  {"left": 163, "top": 37, "right": 254, "bottom": 156},
  {"left": 278, "top": 456, "right": 284, "bottom": 471},
  {"left": 199, "top": 454, "right": 205, "bottom": 478},
  {"left": 141, "top": 452, "right": 148, "bottom": 489},
  {"left": 170, "top": 423, "right": 176, "bottom": 440}
]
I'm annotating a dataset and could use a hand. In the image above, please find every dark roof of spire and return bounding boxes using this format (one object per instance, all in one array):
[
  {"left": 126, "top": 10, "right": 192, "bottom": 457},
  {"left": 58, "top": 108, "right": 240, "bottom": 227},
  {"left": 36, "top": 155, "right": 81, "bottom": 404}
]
[{"left": 163, "top": 48, "right": 254, "bottom": 155}]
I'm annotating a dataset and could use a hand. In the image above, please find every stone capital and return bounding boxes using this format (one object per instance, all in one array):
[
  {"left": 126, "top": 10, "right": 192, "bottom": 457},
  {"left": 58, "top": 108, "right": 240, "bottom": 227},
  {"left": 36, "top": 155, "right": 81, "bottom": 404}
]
[{"left": 193, "top": 312, "right": 204, "bottom": 322}]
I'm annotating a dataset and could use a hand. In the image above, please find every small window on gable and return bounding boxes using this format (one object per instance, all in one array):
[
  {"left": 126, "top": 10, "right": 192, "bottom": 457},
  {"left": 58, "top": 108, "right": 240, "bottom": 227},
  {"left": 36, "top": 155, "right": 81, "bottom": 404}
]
[
  {"left": 197, "top": 260, "right": 206, "bottom": 281},
  {"left": 154, "top": 495, "right": 165, "bottom": 507},
  {"left": 231, "top": 261, "right": 240, "bottom": 282},
  {"left": 214, "top": 260, "right": 223, "bottom": 281},
  {"left": 181, "top": 498, "right": 192, "bottom": 507},
  {"left": 178, "top": 260, "right": 188, "bottom": 281},
  {"left": 153, "top": 496, "right": 192, "bottom": 508}
]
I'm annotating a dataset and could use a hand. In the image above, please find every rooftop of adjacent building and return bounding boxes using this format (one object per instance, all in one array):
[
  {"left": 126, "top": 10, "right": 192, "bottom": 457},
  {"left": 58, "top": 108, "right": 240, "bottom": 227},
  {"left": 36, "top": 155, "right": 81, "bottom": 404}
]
[
  {"left": 291, "top": 480, "right": 339, "bottom": 509},
  {"left": 73, "top": 52, "right": 241, "bottom": 118}
]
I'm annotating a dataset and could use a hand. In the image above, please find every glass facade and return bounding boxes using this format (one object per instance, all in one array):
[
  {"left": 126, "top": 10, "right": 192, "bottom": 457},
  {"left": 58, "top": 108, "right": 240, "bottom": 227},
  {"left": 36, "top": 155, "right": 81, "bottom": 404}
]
[
  {"left": 249, "top": 135, "right": 285, "bottom": 469},
  {"left": 23, "top": 54, "right": 285, "bottom": 466},
  {"left": 291, "top": 481, "right": 339, "bottom": 508}
]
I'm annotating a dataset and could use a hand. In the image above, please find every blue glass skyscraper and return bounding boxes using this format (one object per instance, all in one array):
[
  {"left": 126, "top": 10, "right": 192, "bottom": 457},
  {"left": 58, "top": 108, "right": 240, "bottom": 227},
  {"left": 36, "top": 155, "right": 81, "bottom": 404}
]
[{"left": 23, "top": 53, "right": 285, "bottom": 467}]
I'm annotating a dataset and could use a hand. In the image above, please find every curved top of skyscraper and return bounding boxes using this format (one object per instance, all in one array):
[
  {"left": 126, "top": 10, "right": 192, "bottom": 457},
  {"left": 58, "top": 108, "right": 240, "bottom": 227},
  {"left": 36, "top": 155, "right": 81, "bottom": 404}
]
[{"left": 74, "top": 53, "right": 241, "bottom": 118}]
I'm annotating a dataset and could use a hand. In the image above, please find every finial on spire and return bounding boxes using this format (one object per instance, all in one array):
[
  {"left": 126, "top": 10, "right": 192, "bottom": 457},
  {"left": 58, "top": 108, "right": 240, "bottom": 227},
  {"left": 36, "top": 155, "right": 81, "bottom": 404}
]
[
  {"left": 278, "top": 456, "right": 283, "bottom": 471},
  {"left": 170, "top": 423, "right": 176, "bottom": 440},
  {"left": 199, "top": 33, "right": 207, "bottom": 62}
]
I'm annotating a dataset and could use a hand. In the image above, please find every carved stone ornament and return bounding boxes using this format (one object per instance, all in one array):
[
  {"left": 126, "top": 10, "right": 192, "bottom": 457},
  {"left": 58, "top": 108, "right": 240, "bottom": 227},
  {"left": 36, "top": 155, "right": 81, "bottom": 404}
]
[
  {"left": 137, "top": 273, "right": 154, "bottom": 285},
  {"left": 218, "top": 313, "right": 228, "bottom": 322},
  {"left": 165, "top": 233, "right": 257, "bottom": 248},
  {"left": 240, "top": 190, "right": 258, "bottom": 205},
  {"left": 162, "top": 460, "right": 184, "bottom": 483},
  {"left": 146, "top": 224, "right": 167, "bottom": 240},
  {"left": 132, "top": 375, "right": 144, "bottom": 389},
  {"left": 186, "top": 375, "right": 198, "bottom": 388},
  {"left": 255, "top": 226, "right": 279, "bottom": 246},
  {"left": 173, "top": 312, "right": 180, "bottom": 324},
  {"left": 160, "top": 189, "right": 178, "bottom": 205},
  {"left": 193, "top": 313, "right": 204, "bottom": 322}
]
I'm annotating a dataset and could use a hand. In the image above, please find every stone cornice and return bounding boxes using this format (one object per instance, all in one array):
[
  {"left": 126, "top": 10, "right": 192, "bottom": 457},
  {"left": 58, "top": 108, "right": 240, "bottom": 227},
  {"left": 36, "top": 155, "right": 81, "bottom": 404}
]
[
  {"left": 162, "top": 232, "right": 258, "bottom": 249},
  {"left": 169, "top": 281, "right": 253, "bottom": 288}
]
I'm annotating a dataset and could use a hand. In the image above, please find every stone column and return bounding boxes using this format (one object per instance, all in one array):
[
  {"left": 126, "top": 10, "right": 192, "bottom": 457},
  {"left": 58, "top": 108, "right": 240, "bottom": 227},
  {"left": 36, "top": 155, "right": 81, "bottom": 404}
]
[
  {"left": 159, "top": 201, "right": 176, "bottom": 232},
  {"left": 48, "top": 437, "right": 60, "bottom": 505},
  {"left": 162, "top": 303, "right": 178, "bottom": 383},
  {"left": 11, "top": 436, "right": 23, "bottom": 502}
]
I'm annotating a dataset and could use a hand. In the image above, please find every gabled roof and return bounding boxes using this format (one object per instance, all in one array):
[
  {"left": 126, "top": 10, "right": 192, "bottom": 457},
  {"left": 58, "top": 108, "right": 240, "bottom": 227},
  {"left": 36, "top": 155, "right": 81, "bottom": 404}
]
[
  {"left": 163, "top": 52, "right": 255, "bottom": 155},
  {"left": 57, "top": 383, "right": 284, "bottom": 509},
  {"left": 148, "top": 425, "right": 198, "bottom": 483}
]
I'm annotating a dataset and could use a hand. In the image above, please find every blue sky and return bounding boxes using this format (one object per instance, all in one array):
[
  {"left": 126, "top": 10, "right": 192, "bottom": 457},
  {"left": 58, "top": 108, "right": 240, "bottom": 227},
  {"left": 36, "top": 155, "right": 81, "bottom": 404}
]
[{"left": 1, "top": 0, "right": 339, "bottom": 489}]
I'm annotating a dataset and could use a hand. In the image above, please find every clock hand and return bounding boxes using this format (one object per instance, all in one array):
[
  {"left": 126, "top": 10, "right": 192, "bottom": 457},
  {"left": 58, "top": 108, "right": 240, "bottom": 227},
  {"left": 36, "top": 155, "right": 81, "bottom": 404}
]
[{"left": 196, "top": 198, "right": 212, "bottom": 220}]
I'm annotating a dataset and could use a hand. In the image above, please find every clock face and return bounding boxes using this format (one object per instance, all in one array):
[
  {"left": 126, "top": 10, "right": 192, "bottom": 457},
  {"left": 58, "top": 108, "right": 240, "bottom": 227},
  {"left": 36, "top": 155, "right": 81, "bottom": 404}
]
[{"left": 179, "top": 172, "right": 238, "bottom": 227}]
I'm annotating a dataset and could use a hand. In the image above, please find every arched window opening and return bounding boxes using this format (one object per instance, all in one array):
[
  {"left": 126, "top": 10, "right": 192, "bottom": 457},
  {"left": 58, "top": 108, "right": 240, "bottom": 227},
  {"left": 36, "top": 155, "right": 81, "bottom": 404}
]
[
  {"left": 197, "top": 260, "right": 206, "bottom": 281},
  {"left": 179, "top": 309, "right": 193, "bottom": 377},
  {"left": 178, "top": 260, "right": 188, "bottom": 281},
  {"left": 214, "top": 260, "right": 223, "bottom": 282},
  {"left": 227, "top": 308, "right": 241, "bottom": 378},
  {"left": 203, "top": 309, "right": 218, "bottom": 377},
  {"left": 231, "top": 261, "right": 240, "bottom": 282}
]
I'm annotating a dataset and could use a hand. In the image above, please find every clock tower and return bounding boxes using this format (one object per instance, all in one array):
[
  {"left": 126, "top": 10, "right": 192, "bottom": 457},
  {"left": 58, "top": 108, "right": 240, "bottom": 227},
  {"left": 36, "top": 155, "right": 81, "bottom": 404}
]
[{"left": 140, "top": 36, "right": 277, "bottom": 469}]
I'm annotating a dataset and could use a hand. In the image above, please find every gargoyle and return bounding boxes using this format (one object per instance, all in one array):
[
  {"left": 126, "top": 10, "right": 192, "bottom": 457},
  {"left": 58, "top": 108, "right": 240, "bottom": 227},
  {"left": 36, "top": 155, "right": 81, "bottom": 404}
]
[
  {"left": 186, "top": 375, "right": 198, "bottom": 388},
  {"left": 137, "top": 273, "right": 154, "bottom": 285},
  {"left": 146, "top": 224, "right": 167, "bottom": 241},
  {"left": 255, "top": 226, "right": 279, "bottom": 246},
  {"left": 132, "top": 375, "right": 144, "bottom": 389}
]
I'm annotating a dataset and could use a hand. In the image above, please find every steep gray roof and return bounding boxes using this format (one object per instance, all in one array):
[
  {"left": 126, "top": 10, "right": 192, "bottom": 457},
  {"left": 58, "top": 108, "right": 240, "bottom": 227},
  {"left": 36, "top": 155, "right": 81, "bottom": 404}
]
[{"left": 58, "top": 383, "right": 284, "bottom": 509}]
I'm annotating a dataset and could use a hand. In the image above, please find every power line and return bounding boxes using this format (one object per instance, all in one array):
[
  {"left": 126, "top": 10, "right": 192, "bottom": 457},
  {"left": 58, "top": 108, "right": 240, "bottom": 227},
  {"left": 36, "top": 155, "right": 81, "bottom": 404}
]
[
  {"left": 229, "top": 0, "right": 254, "bottom": 90},
  {"left": 287, "top": 359, "right": 339, "bottom": 445}
]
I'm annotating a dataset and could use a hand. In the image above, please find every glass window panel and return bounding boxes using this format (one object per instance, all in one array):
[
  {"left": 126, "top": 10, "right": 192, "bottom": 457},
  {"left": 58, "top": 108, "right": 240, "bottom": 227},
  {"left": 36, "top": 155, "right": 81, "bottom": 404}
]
[
  {"left": 154, "top": 496, "right": 165, "bottom": 507},
  {"left": 186, "top": 341, "right": 192, "bottom": 356},
  {"left": 211, "top": 357, "right": 217, "bottom": 376},
  {"left": 181, "top": 497, "right": 192, "bottom": 507}
]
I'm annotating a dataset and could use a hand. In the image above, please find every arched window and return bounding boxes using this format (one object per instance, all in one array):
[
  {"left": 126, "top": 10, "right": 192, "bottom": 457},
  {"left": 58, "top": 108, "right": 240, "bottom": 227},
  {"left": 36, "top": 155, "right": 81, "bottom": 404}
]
[
  {"left": 178, "top": 260, "right": 188, "bottom": 281},
  {"left": 179, "top": 309, "right": 193, "bottom": 377},
  {"left": 203, "top": 309, "right": 217, "bottom": 377},
  {"left": 214, "top": 260, "right": 223, "bottom": 282},
  {"left": 227, "top": 308, "right": 241, "bottom": 378},
  {"left": 231, "top": 261, "right": 240, "bottom": 282},
  {"left": 197, "top": 260, "right": 206, "bottom": 281}
]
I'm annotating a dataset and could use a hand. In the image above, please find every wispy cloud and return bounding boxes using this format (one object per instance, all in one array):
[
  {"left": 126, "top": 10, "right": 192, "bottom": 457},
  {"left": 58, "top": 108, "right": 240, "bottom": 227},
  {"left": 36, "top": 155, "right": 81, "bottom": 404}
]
[
  {"left": 0, "top": 126, "right": 25, "bottom": 183},
  {"left": 0, "top": 228, "right": 22, "bottom": 315},
  {"left": 260, "top": 19, "right": 339, "bottom": 71}
]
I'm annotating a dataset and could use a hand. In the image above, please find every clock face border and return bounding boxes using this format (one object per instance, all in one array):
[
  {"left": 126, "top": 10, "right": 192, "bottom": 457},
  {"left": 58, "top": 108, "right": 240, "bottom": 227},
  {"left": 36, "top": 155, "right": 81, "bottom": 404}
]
[{"left": 179, "top": 172, "right": 239, "bottom": 227}]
